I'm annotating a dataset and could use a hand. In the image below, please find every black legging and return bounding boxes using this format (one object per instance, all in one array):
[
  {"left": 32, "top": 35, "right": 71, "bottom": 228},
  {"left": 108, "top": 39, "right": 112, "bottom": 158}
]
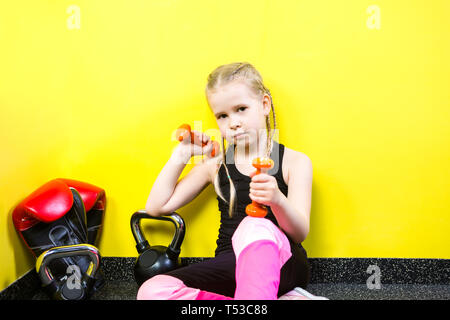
[{"left": 164, "top": 240, "right": 311, "bottom": 298}]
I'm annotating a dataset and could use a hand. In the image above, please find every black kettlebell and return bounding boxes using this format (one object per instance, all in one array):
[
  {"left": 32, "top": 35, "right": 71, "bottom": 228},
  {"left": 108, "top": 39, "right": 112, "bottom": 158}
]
[{"left": 130, "top": 210, "right": 185, "bottom": 286}]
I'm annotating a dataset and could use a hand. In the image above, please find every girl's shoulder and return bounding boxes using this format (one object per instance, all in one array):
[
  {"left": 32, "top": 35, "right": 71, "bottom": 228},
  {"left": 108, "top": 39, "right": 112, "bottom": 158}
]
[{"left": 282, "top": 145, "right": 312, "bottom": 186}]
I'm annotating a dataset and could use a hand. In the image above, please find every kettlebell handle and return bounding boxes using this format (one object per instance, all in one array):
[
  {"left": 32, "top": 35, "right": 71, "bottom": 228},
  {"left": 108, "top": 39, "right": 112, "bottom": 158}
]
[{"left": 130, "top": 210, "right": 185, "bottom": 259}]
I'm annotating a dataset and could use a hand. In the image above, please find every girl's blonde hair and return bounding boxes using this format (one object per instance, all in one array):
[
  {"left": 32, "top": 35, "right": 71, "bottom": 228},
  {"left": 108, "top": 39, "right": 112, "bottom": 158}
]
[{"left": 205, "top": 62, "right": 277, "bottom": 217}]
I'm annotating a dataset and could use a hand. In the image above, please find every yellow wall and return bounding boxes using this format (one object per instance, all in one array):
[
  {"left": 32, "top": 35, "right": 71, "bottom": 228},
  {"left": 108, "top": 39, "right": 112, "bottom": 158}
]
[{"left": 1, "top": 0, "right": 449, "bottom": 291}]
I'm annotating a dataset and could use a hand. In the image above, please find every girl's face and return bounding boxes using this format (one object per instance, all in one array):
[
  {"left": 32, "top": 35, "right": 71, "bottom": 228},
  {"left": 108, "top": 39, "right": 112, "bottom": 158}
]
[{"left": 207, "top": 80, "right": 271, "bottom": 148}]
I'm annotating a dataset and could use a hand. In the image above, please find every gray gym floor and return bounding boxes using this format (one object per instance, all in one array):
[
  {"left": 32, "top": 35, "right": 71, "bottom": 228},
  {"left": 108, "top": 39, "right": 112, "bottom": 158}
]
[{"left": 31, "top": 280, "right": 450, "bottom": 300}]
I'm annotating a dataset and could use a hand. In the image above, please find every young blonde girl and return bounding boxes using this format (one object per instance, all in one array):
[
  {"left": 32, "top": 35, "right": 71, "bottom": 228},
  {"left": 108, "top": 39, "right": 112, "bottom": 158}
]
[{"left": 138, "top": 62, "right": 313, "bottom": 300}]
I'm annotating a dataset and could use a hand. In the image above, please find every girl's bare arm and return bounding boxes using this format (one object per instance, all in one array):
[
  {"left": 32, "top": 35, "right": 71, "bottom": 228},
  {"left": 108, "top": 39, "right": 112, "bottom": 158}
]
[{"left": 145, "top": 140, "right": 215, "bottom": 217}]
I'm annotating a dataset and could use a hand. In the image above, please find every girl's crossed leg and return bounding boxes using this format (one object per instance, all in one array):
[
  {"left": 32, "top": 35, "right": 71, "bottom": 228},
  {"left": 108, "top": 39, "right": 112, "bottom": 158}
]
[{"left": 136, "top": 216, "right": 309, "bottom": 300}]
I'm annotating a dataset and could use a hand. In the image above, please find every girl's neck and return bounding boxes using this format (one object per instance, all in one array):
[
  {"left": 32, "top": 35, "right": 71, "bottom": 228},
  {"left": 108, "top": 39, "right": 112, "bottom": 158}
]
[{"left": 234, "top": 133, "right": 272, "bottom": 163}]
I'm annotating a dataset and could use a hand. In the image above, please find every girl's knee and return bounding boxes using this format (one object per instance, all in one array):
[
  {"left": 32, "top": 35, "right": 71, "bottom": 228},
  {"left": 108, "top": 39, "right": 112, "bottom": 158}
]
[
  {"left": 232, "top": 216, "right": 291, "bottom": 265},
  {"left": 233, "top": 216, "right": 284, "bottom": 247},
  {"left": 236, "top": 216, "right": 278, "bottom": 234},
  {"left": 136, "top": 274, "right": 186, "bottom": 300}
]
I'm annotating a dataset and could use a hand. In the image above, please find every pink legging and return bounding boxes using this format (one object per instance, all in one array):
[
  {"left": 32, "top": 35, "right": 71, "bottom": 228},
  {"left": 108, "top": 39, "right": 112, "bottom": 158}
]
[{"left": 136, "top": 216, "right": 292, "bottom": 300}]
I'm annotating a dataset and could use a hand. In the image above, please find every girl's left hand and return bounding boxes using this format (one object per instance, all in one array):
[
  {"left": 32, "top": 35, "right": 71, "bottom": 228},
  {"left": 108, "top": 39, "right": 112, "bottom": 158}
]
[{"left": 248, "top": 171, "right": 282, "bottom": 207}]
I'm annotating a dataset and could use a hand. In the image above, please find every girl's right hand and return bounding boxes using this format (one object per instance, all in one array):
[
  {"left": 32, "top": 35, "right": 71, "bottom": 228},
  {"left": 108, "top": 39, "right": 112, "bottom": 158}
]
[{"left": 176, "top": 130, "right": 214, "bottom": 160}]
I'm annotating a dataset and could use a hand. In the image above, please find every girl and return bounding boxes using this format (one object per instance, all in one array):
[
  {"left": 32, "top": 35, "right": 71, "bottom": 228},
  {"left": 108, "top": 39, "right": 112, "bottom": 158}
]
[{"left": 138, "top": 62, "right": 314, "bottom": 300}]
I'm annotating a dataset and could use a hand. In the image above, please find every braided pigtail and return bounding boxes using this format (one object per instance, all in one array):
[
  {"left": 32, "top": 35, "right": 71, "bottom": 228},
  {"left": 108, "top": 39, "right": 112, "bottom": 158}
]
[{"left": 213, "top": 137, "right": 236, "bottom": 217}]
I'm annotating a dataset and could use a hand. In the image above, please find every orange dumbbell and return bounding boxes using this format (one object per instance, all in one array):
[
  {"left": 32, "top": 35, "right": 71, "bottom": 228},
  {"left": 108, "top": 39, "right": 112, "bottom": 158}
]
[
  {"left": 176, "top": 124, "right": 220, "bottom": 158},
  {"left": 245, "top": 157, "right": 274, "bottom": 218}
]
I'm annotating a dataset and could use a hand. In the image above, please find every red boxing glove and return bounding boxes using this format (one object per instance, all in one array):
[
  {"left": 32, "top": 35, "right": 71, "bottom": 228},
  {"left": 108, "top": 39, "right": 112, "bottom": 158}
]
[
  {"left": 58, "top": 178, "right": 105, "bottom": 212},
  {"left": 13, "top": 179, "right": 73, "bottom": 232},
  {"left": 58, "top": 178, "right": 106, "bottom": 245}
]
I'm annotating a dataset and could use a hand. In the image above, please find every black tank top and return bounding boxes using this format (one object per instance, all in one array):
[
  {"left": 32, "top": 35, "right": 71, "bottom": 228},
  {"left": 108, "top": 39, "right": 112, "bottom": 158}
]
[{"left": 215, "top": 140, "right": 292, "bottom": 255}]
